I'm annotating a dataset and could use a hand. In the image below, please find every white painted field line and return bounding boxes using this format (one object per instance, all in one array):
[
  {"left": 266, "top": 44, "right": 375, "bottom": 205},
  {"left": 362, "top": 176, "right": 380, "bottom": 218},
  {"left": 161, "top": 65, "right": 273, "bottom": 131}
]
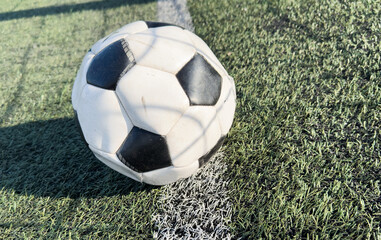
[
  {"left": 154, "top": 1, "right": 233, "bottom": 239},
  {"left": 157, "top": 0, "right": 194, "bottom": 32},
  {"left": 153, "top": 153, "right": 232, "bottom": 239}
]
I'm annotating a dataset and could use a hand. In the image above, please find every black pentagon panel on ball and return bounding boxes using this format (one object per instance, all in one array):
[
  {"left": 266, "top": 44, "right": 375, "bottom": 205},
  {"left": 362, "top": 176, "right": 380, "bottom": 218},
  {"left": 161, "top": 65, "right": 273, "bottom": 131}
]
[
  {"left": 198, "top": 136, "right": 226, "bottom": 167},
  {"left": 176, "top": 53, "right": 222, "bottom": 106},
  {"left": 145, "top": 21, "right": 183, "bottom": 29},
  {"left": 116, "top": 127, "right": 172, "bottom": 173},
  {"left": 87, "top": 39, "right": 135, "bottom": 90}
]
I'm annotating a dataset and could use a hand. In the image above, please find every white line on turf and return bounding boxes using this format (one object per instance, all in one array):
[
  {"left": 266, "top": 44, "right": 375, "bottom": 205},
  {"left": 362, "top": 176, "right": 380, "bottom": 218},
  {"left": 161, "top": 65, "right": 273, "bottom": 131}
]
[
  {"left": 153, "top": 153, "right": 232, "bottom": 239},
  {"left": 154, "top": 1, "right": 233, "bottom": 239},
  {"left": 157, "top": 0, "right": 194, "bottom": 31}
]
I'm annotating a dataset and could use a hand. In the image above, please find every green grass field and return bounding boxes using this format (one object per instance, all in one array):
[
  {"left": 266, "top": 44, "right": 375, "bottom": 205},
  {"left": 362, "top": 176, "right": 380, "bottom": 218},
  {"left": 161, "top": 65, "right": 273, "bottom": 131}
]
[
  {"left": 0, "top": 0, "right": 160, "bottom": 239},
  {"left": 0, "top": 0, "right": 380, "bottom": 239},
  {"left": 188, "top": 0, "right": 381, "bottom": 238}
]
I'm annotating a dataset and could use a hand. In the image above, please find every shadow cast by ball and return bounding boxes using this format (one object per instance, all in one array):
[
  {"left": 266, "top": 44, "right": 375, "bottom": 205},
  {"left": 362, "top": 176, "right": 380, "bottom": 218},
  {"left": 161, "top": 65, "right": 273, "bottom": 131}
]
[{"left": 0, "top": 118, "right": 156, "bottom": 199}]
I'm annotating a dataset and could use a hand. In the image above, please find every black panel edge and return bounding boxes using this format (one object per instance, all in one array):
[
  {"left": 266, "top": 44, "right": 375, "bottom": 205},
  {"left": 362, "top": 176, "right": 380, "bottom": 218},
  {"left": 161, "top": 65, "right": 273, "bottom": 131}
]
[
  {"left": 145, "top": 21, "right": 184, "bottom": 29},
  {"left": 117, "top": 151, "right": 141, "bottom": 173},
  {"left": 198, "top": 135, "right": 226, "bottom": 167},
  {"left": 119, "top": 38, "right": 136, "bottom": 79},
  {"left": 116, "top": 127, "right": 142, "bottom": 172}
]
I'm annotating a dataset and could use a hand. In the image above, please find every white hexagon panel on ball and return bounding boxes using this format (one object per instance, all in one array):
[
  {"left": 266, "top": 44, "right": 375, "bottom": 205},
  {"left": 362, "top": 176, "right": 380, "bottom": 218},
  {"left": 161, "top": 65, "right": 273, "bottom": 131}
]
[{"left": 116, "top": 64, "right": 190, "bottom": 136}]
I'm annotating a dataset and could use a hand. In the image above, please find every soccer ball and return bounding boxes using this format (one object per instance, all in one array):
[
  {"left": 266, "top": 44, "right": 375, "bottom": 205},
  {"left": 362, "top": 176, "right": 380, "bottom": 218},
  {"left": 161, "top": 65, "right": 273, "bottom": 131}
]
[{"left": 72, "top": 21, "right": 236, "bottom": 185}]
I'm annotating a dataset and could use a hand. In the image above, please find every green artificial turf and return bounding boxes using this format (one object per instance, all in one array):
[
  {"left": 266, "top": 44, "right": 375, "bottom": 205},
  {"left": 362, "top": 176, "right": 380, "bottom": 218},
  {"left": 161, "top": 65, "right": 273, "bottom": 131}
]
[
  {"left": 188, "top": 0, "right": 380, "bottom": 239},
  {"left": 1, "top": 0, "right": 380, "bottom": 239},
  {"left": 0, "top": 0, "right": 159, "bottom": 238}
]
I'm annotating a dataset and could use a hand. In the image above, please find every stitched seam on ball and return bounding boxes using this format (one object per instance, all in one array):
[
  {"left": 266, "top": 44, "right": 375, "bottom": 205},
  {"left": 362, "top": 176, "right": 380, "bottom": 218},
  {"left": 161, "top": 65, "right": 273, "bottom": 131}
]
[
  {"left": 112, "top": 92, "right": 141, "bottom": 173},
  {"left": 119, "top": 38, "right": 136, "bottom": 80},
  {"left": 116, "top": 151, "right": 142, "bottom": 173}
]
